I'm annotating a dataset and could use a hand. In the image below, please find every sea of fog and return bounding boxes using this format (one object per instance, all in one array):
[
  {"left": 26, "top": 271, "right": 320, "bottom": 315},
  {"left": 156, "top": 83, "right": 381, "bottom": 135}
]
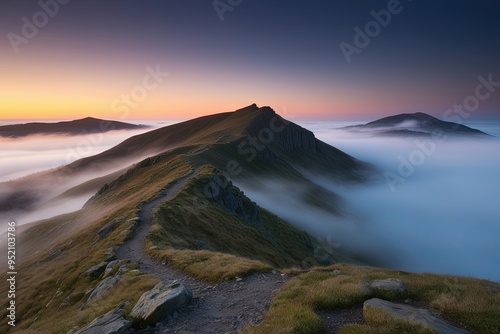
[
  {"left": 0, "top": 119, "right": 169, "bottom": 182},
  {"left": 295, "top": 120, "right": 500, "bottom": 282},
  {"left": 1, "top": 118, "right": 499, "bottom": 281}
]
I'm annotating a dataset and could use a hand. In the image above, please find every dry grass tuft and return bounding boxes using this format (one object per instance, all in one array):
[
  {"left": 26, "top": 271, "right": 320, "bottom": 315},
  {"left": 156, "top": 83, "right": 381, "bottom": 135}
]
[{"left": 147, "top": 245, "right": 272, "bottom": 282}]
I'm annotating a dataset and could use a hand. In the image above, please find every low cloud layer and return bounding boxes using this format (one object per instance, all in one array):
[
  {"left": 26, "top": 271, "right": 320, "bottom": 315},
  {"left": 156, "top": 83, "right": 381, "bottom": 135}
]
[
  {"left": 0, "top": 121, "right": 169, "bottom": 231},
  {"left": 1, "top": 118, "right": 499, "bottom": 282},
  {"left": 0, "top": 124, "right": 162, "bottom": 182},
  {"left": 308, "top": 122, "right": 500, "bottom": 281}
]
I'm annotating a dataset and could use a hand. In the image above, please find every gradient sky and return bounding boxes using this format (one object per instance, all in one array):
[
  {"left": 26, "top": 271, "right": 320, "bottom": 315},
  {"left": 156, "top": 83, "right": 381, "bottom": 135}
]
[{"left": 1, "top": 0, "right": 500, "bottom": 120}]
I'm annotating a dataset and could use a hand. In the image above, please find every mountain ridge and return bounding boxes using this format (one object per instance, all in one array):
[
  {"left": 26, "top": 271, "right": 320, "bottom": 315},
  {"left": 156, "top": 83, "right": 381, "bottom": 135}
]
[
  {"left": 1, "top": 106, "right": 498, "bottom": 334},
  {"left": 0, "top": 104, "right": 370, "bottom": 219},
  {"left": 0, "top": 117, "right": 149, "bottom": 138}
]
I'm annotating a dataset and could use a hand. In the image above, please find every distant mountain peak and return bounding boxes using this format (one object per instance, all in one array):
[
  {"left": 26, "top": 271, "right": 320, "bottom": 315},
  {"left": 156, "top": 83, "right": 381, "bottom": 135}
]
[
  {"left": 0, "top": 117, "right": 149, "bottom": 138},
  {"left": 345, "top": 112, "right": 492, "bottom": 138}
]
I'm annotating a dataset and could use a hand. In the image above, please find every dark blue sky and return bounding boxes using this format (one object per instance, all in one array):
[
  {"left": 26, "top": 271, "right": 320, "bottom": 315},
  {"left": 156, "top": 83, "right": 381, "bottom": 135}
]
[{"left": 2, "top": 0, "right": 500, "bottom": 119}]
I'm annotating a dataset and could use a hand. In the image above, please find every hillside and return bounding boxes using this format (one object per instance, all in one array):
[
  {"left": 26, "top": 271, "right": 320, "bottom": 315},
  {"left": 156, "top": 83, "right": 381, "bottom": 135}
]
[
  {"left": 0, "top": 117, "right": 149, "bottom": 138},
  {"left": 0, "top": 105, "right": 498, "bottom": 333},
  {"left": 343, "top": 112, "right": 492, "bottom": 138},
  {"left": 0, "top": 104, "right": 370, "bottom": 220}
]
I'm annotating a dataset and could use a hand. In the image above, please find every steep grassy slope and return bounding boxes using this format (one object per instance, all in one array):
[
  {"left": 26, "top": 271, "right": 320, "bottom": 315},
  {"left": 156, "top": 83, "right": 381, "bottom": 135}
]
[
  {"left": 145, "top": 166, "right": 345, "bottom": 273},
  {"left": 1, "top": 104, "right": 368, "bottom": 217},
  {"left": 0, "top": 155, "right": 192, "bottom": 333},
  {"left": 0, "top": 145, "right": 342, "bottom": 332}
]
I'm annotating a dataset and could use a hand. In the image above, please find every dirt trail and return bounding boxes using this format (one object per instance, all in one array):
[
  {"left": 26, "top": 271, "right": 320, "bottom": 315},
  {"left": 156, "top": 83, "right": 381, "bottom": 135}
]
[{"left": 117, "top": 170, "right": 288, "bottom": 333}]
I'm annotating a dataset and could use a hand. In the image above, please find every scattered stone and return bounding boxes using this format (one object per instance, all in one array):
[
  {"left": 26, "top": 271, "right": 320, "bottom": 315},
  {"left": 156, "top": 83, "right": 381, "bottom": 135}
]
[
  {"left": 103, "top": 247, "right": 118, "bottom": 262},
  {"left": 85, "top": 265, "right": 128, "bottom": 304},
  {"left": 370, "top": 278, "right": 406, "bottom": 293},
  {"left": 330, "top": 270, "right": 341, "bottom": 275},
  {"left": 235, "top": 277, "right": 243, "bottom": 282},
  {"left": 103, "top": 260, "right": 120, "bottom": 278},
  {"left": 46, "top": 289, "right": 63, "bottom": 308},
  {"left": 130, "top": 281, "right": 192, "bottom": 326},
  {"left": 73, "top": 302, "right": 132, "bottom": 334},
  {"left": 363, "top": 298, "right": 471, "bottom": 334},
  {"left": 97, "top": 219, "right": 119, "bottom": 239},
  {"left": 83, "top": 261, "right": 109, "bottom": 279}
]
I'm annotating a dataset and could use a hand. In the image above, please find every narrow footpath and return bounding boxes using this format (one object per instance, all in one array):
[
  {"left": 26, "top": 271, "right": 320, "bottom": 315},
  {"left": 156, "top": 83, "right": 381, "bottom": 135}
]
[{"left": 117, "top": 170, "right": 288, "bottom": 333}]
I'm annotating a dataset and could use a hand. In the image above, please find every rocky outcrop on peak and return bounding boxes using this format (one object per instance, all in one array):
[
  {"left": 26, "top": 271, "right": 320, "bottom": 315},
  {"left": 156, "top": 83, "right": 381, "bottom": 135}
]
[
  {"left": 206, "top": 175, "right": 261, "bottom": 225},
  {"left": 245, "top": 107, "right": 325, "bottom": 154}
]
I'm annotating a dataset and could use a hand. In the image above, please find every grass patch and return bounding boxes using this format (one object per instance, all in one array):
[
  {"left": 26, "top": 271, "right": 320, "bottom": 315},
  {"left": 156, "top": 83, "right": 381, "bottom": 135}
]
[
  {"left": 147, "top": 245, "right": 271, "bottom": 281},
  {"left": 360, "top": 305, "right": 437, "bottom": 334},
  {"left": 243, "top": 263, "right": 500, "bottom": 334}
]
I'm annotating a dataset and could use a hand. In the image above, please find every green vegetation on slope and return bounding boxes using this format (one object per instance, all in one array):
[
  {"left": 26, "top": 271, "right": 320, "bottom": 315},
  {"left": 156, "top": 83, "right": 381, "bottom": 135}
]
[
  {"left": 243, "top": 263, "right": 500, "bottom": 334},
  {"left": 145, "top": 166, "right": 343, "bottom": 281},
  {"left": 0, "top": 155, "right": 193, "bottom": 333}
]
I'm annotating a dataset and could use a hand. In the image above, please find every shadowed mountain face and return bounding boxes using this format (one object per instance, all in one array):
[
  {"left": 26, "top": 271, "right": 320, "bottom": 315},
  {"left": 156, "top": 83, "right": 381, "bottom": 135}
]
[
  {"left": 0, "top": 104, "right": 371, "bottom": 223},
  {"left": 48, "top": 104, "right": 370, "bottom": 180},
  {"left": 0, "top": 117, "right": 149, "bottom": 138},
  {"left": 343, "top": 112, "right": 492, "bottom": 138}
]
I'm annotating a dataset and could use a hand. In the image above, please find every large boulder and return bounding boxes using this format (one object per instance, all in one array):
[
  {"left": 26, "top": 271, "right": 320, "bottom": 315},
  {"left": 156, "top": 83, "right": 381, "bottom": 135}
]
[
  {"left": 130, "top": 281, "right": 192, "bottom": 326},
  {"left": 363, "top": 298, "right": 471, "bottom": 334},
  {"left": 370, "top": 278, "right": 406, "bottom": 293},
  {"left": 73, "top": 302, "right": 131, "bottom": 334}
]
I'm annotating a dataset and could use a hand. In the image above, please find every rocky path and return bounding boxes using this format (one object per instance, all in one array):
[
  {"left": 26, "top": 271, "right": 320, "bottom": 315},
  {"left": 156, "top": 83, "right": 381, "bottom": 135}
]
[{"left": 117, "top": 170, "right": 288, "bottom": 333}]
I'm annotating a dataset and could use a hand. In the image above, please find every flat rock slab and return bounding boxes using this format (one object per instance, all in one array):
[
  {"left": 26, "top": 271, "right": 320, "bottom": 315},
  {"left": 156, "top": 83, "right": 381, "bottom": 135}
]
[
  {"left": 130, "top": 281, "right": 192, "bottom": 326},
  {"left": 98, "top": 219, "right": 119, "bottom": 239},
  {"left": 370, "top": 278, "right": 406, "bottom": 293},
  {"left": 83, "top": 261, "right": 108, "bottom": 279},
  {"left": 86, "top": 265, "right": 128, "bottom": 304},
  {"left": 73, "top": 302, "right": 131, "bottom": 334},
  {"left": 364, "top": 298, "right": 471, "bottom": 334}
]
